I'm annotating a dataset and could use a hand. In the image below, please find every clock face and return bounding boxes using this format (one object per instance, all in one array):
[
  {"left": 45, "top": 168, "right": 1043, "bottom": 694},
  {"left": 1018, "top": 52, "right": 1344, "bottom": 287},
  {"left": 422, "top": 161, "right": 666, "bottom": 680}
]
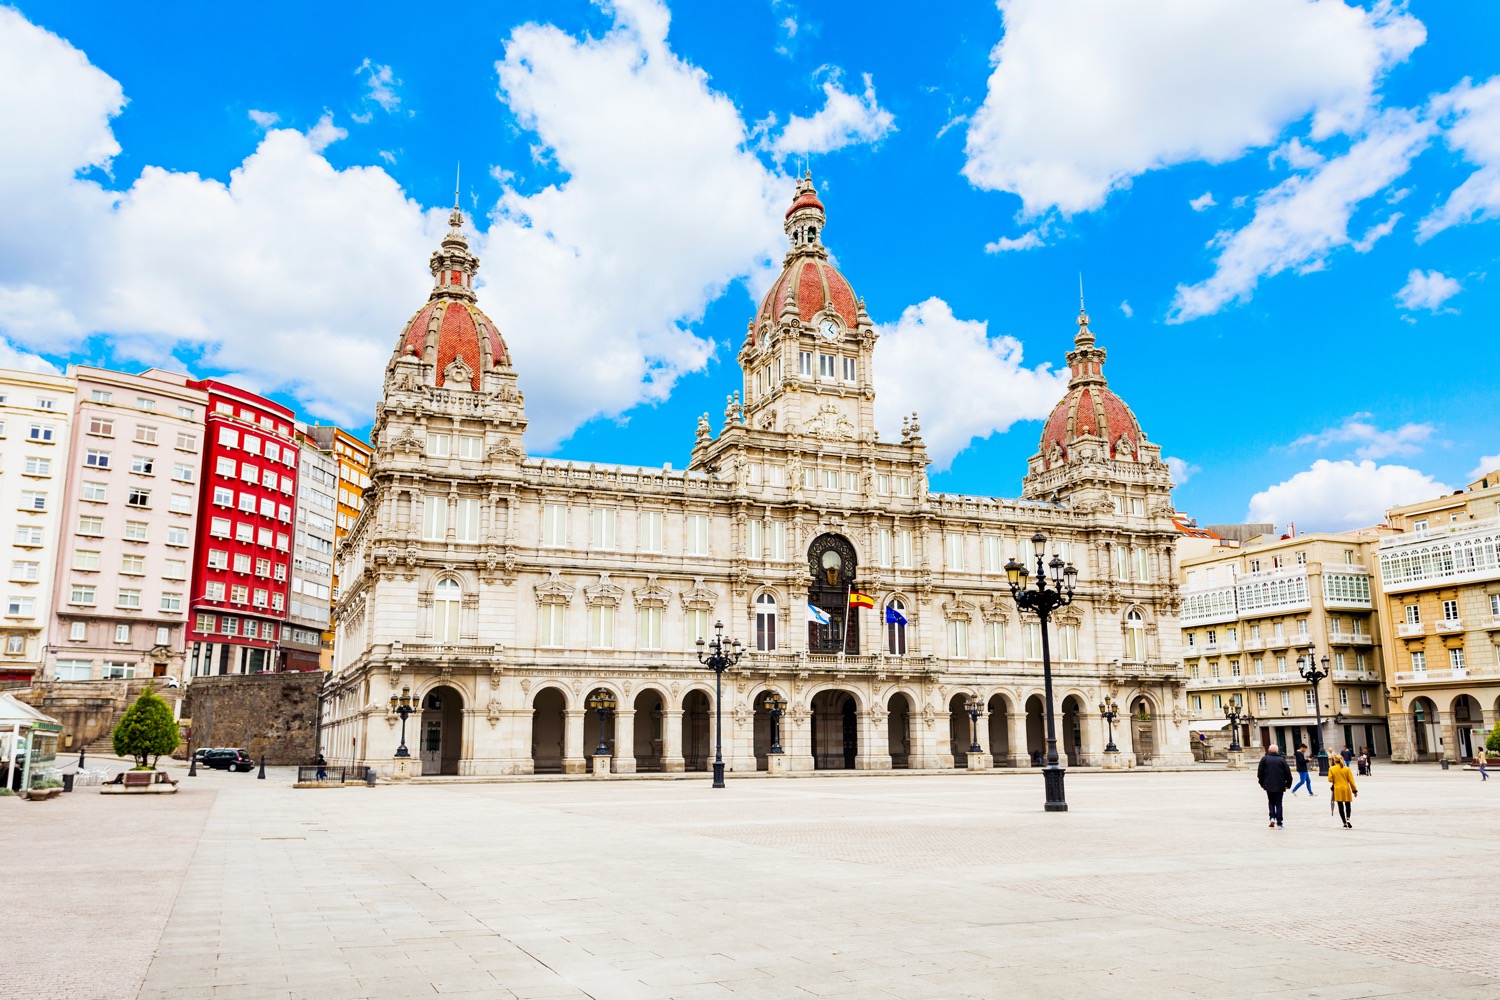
[{"left": 818, "top": 318, "right": 839, "bottom": 340}]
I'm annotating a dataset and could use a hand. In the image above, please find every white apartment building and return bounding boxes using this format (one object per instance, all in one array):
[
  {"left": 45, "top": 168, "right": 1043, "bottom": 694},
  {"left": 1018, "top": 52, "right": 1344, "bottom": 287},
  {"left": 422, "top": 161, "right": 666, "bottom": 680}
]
[
  {"left": 0, "top": 370, "right": 76, "bottom": 684},
  {"left": 47, "top": 369, "right": 207, "bottom": 682},
  {"left": 286, "top": 428, "right": 338, "bottom": 671}
]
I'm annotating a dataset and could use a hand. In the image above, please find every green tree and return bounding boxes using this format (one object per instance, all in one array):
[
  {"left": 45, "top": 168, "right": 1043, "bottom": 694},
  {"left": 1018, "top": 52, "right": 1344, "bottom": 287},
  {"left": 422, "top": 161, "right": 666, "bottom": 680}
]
[
  {"left": 1487, "top": 726, "right": 1500, "bottom": 754},
  {"left": 112, "top": 687, "right": 180, "bottom": 768}
]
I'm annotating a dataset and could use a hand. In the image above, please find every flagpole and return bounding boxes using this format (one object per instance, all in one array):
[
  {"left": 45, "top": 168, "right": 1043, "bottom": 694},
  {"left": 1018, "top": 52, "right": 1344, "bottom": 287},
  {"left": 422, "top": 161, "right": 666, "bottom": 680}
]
[{"left": 841, "top": 582, "right": 850, "bottom": 655}]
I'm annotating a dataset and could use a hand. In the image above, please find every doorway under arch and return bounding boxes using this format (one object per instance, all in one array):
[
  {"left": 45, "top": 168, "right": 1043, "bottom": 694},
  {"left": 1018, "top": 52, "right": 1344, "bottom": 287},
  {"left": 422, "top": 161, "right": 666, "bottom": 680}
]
[
  {"left": 531, "top": 687, "right": 567, "bottom": 774},
  {"left": 811, "top": 690, "right": 857, "bottom": 769},
  {"left": 1132, "top": 697, "right": 1156, "bottom": 766},
  {"left": 1025, "top": 695, "right": 1045, "bottom": 766},
  {"left": 682, "top": 690, "right": 711, "bottom": 771},
  {"left": 1411, "top": 696, "right": 1438, "bottom": 759},
  {"left": 948, "top": 693, "right": 974, "bottom": 767},
  {"left": 419, "top": 685, "right": 464, "bottom": 776},
  {"left": 1454, "top": 694, "right": 1481, "bottom": 760},
  {"left": 887, "top": 693, "right": 912, "bottom": 768},
  {"left": 1062, "top": 696, "right": 1084, "bottom": 767},
  {"left": 988, "top": 695, "right": 1012, "bottom": 766},
  {"left": 633, "top": 689, "right": 664, "bottom": 772}
]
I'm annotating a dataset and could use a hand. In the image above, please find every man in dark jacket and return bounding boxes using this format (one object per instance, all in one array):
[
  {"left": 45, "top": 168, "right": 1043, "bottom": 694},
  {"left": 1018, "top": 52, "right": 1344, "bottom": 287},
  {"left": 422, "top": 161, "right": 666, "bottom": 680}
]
[
  {"left": 1257, "top": 744, "right": 1294, "bottom": 828},
  {"left": 1292, "top": 743, "right": 1314, "bottom": 795}
]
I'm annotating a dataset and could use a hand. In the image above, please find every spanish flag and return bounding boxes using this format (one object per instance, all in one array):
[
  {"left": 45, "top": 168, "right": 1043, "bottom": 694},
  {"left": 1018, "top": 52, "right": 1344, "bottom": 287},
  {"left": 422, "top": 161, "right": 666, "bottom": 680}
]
[{"left": 848, "top": 591, "right": 875, "bottom": 609}]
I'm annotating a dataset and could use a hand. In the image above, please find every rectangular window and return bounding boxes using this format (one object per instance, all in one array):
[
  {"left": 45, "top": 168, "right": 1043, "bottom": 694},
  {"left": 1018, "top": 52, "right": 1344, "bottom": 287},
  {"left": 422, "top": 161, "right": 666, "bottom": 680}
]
[
  {"left": 230, "top": 585, "right": 248, "bottom": 604},
  {"left": 1492, "top": 593, "right": 1500, "bottom": 617},
  {"left": 69, "top": 621, "right": 87, "bottom": 641},
  {"left": 70, "top": 585, "right": 97, "bottom": 605},
  {"left": 588, "top": 605, "right": 613, "bottom": 648},
  {"left": 28, "top": 424, "right": 55, "bottom": 442},
  {"left": 259, "top": 498, "right": 275, "bottom": 517},
  {"left": 457, "top": 435, "right": 482, "bottom": 459},
  {"left": 947, "top": 619, "right": 969, "bottom": 659},
  {"left": 216, "top": 456, "right": 236, "bottom": 477},
  {"left": 591, "top": 508, "right": 616, "bottom": 550},
  {"left": 426, "top": 433, "right": 450, "bottom": 458},
  {"left": 1132, "top": 547, "right": 1149, "bottom": 582},
  {"left": 121, "top": 554, "right": 145, "bottom": 575},
  {"left": 987, "top": 620, "right": 1006, "bottom": 659},
  {"left": 253, "top": 589, "right": 268, "bottom": 608},
  {"left": 539, "top": 605, "right": 564, "bottom": 648},
  {"left": 747, "top": 519, "right": 763, "bottom": 559},
  {"left": 1450, "top": 647, "right": 1465, "bottom": 670},
  {"left": 1410, "top": 650, "right": 1426, "bottom": 671},
  {"left": 242, "top": 435, "right": 261, "bottom": 456},
  {"left": 422, "top": 494, "right": 448, "bottom": 541},
  {"left": 1113, "top": 545, "right": 1129, "bottom": 579},
  {"left": 77, "top": 515, "right": 104, "bottom": 536},
  {"left": 637, "top": 606, "right": 663, "bottom": 650},
  {"left": 9, "top": 561, "right": 39, "bottom": 581},
  {"left": 946, "top": 533, "right": 965, "bottom": 571},
  {"left": 116, "top": 589, "right": 142, "bottom": 609},
  {"left": 542, "top": 504, "right": 568, "bottom": 547},
  {"left": 210, "top": 517, "right": 231, "bottom": 538},
  {"left": 770, "top": 521, "right": 787, "bottom": 561},
  {"left": 982, "top": 536, "right": 1002, "bottom": 573},
  {"left": 636, "top": 510, "right": 662, "bottom": 553},
  {"left": 233, "top": 553, "right": 251, "bottom": 573},
  {"left": 1023, "top": 623, "right": 1042, "bottom": 659},
  {"left": 894, "top": 529, "right": 913, "bottom": 569},
  {"left": 686, "top": 608, "right": 710, "bottom": 646},
  {"left": 218, "top": 427, "right": 238, "bottom": 448},
  {"left": 1257, "top": 692, "right": 1268, "bottom": 711},
  {"left": 114, "top": 624, "right": 131, "bottom": 643},
  {"left": 124, "top": 521, "right": 147, "bottom": 540},
  {"left": 798, "top": 351, "right": 813, "bottom": 376},
  {"left": 240, "top": 465, "right": 258, "bottom": 484},
  {"left": 818, "top": 354, "right": 835, "bottom": 377},
  {"left": 1058, "top": 624, "right": 1079, "bottom": 660},
  {"left": 127, "top": 488, "right": 150, "bottom": 507},
  {"left": 685, "top": 514, "right": 709, "bottom": 556},
  {"left": 842, "top": 356, "right": 856, "bottom": 381},
  {"left": 214, "top": 486, "right": 234, "bottom": 506},
  {"left": 5, "top": 597, "right": 35, "bottom": 617},
  {"left": 23, "top": 456, "right": 51, "bottom": 476},
  {"left": 1405, "top": 605, "right": 1420, "bottom": 624},
  {"left": 1442, "top": 599, "right": 1459, "bottom": 621},
  {"left": 1273, "top": 622, "right": 1285, "bottom": 638},
  {"left": 204, "top": 581, "right": 226, "bottom": 601},
  {"left": 875, "top": 529, "right": 892, "bottom": 568},
  {"left": 455, "top": 498, "right": 480, "bottom": 542},
  {"left": 14, "top": 526, "right": 42, "bottom": 546},
  {"left": 176, "top": 431, "right": 198, "bottom": 451},
  {"left": 172, "top": 463, "right": 194, "bottom": 482},
  {"left": 82, "top": 482, "right": 107, "bottom": 502},
  {"left": 134, "top": 425, "right": 157, "bottom": 445},
  {"left": 19, "top": 491, "right": 47, "bottom": 511}
]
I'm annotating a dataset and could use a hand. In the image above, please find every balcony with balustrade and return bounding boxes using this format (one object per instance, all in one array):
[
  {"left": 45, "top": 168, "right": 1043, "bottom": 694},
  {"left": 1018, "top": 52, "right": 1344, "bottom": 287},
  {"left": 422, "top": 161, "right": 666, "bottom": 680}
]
[
  {"left": 1434, "top": 619, "right": 1463, "bottom": 634},
  {"left": 1396, "top": 622, "right": 1425, "bottom": 638},
  {"left": 1378, "top": 515, "right": 1500, "bottom": 593}
]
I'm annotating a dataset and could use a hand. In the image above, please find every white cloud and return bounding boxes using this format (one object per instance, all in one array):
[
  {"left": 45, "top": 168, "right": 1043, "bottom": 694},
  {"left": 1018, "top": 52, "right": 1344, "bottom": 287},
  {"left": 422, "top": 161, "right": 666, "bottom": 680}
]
[
  {"left": 1189, "top": 191, "right": 1216, "bottom": 211},
  {"left": 770, "top": 71, "right": 894, "bottom": 158},
  {"left": 1470, "top": 455, "right": 1500, "bottom": 480},
  {"left": 1164, "top": 455, "right": 1199, "bottom": 485},
  {"left": 1247, "top": 459, "right": 1448, "bottom": 532},
  {"left": 1118, "top": 300, "right": 1133, "bottom": 318},
  {"left": 0, "top": 1, "right": 792, "bottom": 442},
  {"left": 0, "top": 337, "right": 59, "bottom": 374},
  {"left": 247, "top": 109, "right": 280, "bottom": 129},
  {"left": 873, "top": 297, "right": 1068, "bottom": 470},
  {"left": 355, "top": 59, "right": 402, "bottom": 114},
  {"left": 1418, "top": 75, "right": 1500, "bottom": 241},
  {"left": 984, "top": 230, "right": 1043, "bottom": 253},
  {"left": 1168, "top": 109, "right": 1432, "bottom": 322},
  {"left": 962, "top": 0, "right": 1424, "bottom": 216},
  {"left": 1395, "top": 269, "right": 1460, "bottom": 312},
  {"left": 1269, "top": 135, "right": 1325, "bottom": 169},
  {"left": 1350, "top": 212, "right": 1400, "bottom": 251},
  {"left": 1289, "top": 413, "right": 1435, "bottom": 460}
]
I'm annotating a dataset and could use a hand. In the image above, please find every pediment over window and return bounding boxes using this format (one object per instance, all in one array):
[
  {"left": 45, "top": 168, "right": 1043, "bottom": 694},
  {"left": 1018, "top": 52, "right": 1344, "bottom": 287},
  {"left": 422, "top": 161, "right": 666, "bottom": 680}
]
[
  {"left": 680, "top": 576, "right": 718, "bottom": 611},
  {"left": 584, "top": 572, "right": 625, "bottom": 608},
  {"left": 534, "top": 570, "right": 575, "bottom": 606},
  {"left": 942, "top": 598, "right": 978, "bottom": 621},
  {"left": 633, "top": 575, "right": 672, "bottom": 609},
  {"left": 979, "top": 599, "right": 1011, "bottom": 624}
]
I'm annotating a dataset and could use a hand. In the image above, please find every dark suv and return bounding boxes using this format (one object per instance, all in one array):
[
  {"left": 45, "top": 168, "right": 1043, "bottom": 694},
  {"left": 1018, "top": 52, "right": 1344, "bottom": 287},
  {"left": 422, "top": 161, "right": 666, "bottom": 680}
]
[{"left": 204, "top": 748, "right": 255, "bottom": 772}]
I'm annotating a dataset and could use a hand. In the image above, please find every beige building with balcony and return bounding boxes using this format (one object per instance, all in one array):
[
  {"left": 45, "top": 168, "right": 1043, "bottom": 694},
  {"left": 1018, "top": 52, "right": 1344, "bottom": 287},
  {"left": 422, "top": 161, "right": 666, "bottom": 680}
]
[
  {"left": 0, "top": 370, "right": 76, "bottom": 684},
  {"left": 1180, "top": 530, "right": 1392, "bottom": 758},
  {"left": 322, "top": 180, "right": 1193, "bottom": 778},
  {"left": 1376, "top": 469, "right": 1500, "bottom": 762}
]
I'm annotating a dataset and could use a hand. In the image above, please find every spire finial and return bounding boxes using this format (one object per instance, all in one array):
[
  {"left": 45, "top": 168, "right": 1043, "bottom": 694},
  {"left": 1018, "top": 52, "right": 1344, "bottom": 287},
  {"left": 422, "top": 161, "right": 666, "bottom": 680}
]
[
  {"left": 1079, "top": 272, "right": 1085, "bottom": 313},
  {"left": 454, "top": 163, "right": 461, "bottom": 212}
]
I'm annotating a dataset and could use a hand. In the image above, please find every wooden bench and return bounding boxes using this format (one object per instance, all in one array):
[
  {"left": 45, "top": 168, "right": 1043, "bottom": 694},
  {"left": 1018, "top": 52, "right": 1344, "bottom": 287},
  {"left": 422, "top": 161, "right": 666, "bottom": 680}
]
[{"left": 101, "top": 770, "right": 180, "bottom": 794}]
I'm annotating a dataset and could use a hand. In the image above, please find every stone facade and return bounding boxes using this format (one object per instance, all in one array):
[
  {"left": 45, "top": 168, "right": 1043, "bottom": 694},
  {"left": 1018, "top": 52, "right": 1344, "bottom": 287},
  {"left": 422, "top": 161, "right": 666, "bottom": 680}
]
[
  {"left": 322, "top": 179, "right": 1192, "bottom": 778},
  {"left": 183, "top": 672, "right": 323, "bottom": 764}
]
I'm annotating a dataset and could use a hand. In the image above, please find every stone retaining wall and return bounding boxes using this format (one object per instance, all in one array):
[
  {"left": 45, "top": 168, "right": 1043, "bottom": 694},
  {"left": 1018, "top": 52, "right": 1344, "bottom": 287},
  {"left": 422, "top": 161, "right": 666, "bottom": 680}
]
[{"left": 183, "top": 673, "right": 325, "bottom": 765}]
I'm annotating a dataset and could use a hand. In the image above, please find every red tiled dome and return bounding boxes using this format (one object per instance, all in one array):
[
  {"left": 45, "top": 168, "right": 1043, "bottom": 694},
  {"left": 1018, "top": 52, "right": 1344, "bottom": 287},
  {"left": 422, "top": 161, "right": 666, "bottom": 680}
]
[
  {"left": 750, "top": 175, "right": 861, "bottom": 344},
  {"left": 1039, "top": 383, "right": 1142, "bottom": 462},
  {"left": 398, "top": 300, "right": 508, "bottom": 391},
  {"left": 785, "top": 189, "right": 824, "bottom": 218}
]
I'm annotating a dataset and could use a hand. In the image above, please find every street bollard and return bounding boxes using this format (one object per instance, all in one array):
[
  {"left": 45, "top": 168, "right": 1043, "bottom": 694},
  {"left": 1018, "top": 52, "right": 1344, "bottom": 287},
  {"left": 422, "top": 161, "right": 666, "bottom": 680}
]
[{"left": 257, "top": 754, "right": 266, "bottom": 779}]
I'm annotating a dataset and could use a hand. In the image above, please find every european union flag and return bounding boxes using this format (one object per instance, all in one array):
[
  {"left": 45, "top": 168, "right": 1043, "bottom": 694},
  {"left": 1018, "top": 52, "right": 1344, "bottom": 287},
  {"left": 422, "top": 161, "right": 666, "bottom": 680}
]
[{"left": 885, "top": 605, "right": 907, "bottom": 625}]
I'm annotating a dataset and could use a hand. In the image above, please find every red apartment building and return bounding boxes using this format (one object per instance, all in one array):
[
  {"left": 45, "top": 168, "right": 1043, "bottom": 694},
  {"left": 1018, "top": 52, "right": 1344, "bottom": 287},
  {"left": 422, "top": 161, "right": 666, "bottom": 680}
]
[{"left": 185, "top": 380, "right": 299, "bottom": 676}]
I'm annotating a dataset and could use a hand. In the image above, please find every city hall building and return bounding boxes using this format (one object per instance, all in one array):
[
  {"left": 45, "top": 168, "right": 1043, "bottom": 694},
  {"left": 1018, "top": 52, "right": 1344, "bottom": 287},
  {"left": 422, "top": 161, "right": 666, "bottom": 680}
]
[{"left": 321, "top": 177, "right": 1192, "bottom": 776}]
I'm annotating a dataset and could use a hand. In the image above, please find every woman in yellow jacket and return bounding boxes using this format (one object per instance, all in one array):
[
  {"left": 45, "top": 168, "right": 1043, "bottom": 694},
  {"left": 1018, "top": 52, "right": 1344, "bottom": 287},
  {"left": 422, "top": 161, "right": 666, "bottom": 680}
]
[{"left": 1328, "top": 756, "right": 1358, "bottom": 828}]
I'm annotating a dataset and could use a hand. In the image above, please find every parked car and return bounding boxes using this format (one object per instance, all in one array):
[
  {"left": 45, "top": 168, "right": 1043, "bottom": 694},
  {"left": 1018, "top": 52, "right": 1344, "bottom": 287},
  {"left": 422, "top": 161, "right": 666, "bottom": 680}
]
[
  {"left": 192, "top": 747, "right": 217, "bottom": 765},
  {"left": 203, "top": 749, "right": 255, "bottom": 772}
]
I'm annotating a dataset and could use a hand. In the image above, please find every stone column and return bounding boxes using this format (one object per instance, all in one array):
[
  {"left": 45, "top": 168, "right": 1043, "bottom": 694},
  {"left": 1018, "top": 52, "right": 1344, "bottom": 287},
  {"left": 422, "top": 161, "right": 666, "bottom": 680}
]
[
  {"left": 785, "top": 705, "right": 814, "bottom": 771},
  {"left": 563, "top": 709, "right": 587, "bottom": 774},
  {"left": 613, "top": 708, "right": 637, "bottom": 774},
  {"left": 661, "top": 708, "right": 685, "bottom": 772},
  {"left": 1008, "top": 712, "right": 1030, "bottom": 768},
  {"left": 856, "top": 703, "right": 891, "bottom": 770},
  {"left": 910, "top": 705, "right": 951, "bottom": 769}
]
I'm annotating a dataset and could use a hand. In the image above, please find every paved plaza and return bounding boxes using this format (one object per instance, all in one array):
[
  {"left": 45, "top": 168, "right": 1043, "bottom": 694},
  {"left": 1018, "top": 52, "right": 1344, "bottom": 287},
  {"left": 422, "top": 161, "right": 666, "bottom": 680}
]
[{"left": 8, "top": 764, "right": 1499, "bottom": 999}]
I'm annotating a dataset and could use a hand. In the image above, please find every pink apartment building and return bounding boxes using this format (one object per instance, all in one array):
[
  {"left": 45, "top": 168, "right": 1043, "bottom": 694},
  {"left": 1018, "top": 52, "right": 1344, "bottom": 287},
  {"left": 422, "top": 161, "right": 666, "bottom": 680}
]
[{"left": 47, "top": 369, "right": 207, "bottom": 682}]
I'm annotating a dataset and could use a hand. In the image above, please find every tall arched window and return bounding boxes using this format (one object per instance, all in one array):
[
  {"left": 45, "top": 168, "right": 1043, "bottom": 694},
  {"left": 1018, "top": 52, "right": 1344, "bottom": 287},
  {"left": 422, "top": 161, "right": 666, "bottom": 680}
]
[
  {"left": 755, "top": 593, "right": 777, "bottom": 651},
  {"left": 1124, "top": 609, "right": 1145, "bottom": 662},
  {"left": 886, "top": 599, "right": 907, "bottom": 656},
  {"left": 435, "top": 579, "right": 461, "bottom": 643}
]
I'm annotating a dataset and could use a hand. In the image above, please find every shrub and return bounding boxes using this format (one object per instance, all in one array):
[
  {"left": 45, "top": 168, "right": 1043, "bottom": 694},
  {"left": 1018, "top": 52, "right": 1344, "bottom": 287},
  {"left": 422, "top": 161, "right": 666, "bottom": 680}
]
[
  {"left": 1487, "top": 727, "right": 1500, "bottom": 753},
  {"left": 112, "top": 686, "right": 180, "bottom": 768}
]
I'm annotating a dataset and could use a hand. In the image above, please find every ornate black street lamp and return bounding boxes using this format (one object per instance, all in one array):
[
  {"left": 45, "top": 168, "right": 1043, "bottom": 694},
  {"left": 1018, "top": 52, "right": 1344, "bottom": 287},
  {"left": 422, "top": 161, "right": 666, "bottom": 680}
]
[
  {"left": 696, "top": 620, "right": 742, "bottom": 789},
  {"left": 1005, "top": 531, "right": 1078, "bottom": 813},
  {"left": 964, "top": 696, "right": 983, "bottom": 755},
  {"left": 1098, "top": 696, "right": 1119, "bottom": 753},
  {"left": 389, "top": 684, "right": 415, "bottom": 758},
  {"left": 763, "top": 691, "right": 786, "bottom": 756},
  {"left": 1225, "top": 695, "right": 1243, "bottom": 752},
  {"left": 1298, "top": 649, "right": 1331, "bottom": 776},
  {"left": 587, "top": 689, "right": 616, "bottom": 757}
]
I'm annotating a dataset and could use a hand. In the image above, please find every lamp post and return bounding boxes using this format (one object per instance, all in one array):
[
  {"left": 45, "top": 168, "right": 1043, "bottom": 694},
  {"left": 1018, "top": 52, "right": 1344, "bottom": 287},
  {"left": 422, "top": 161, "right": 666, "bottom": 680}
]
[
  {"left": 696, "top": 620, "right": 742, "bottom": 789},
  {"left": 587, "top": 690, "right": 616, "bottom": 758},
  {"left": 1098, "top": 696, "right": 1119, "bottom": 753},
  {"left": 1225, "top": 696, "right": 1243, "bottom": 752},
  {"left": 1298, "top": 649, "right": 1331, "bottom": 776},
  {"left": 389, "top": 685, "right": 415, "bottom": 758},
  {"left": 763, "top": 692, "right": 786, "bottom": 756},
  {"left": 1005, "top": 531, "right": 1078, "bottom": 812},
  {"left": 964, "top": 696, "right": 983, "bottom": 755}
]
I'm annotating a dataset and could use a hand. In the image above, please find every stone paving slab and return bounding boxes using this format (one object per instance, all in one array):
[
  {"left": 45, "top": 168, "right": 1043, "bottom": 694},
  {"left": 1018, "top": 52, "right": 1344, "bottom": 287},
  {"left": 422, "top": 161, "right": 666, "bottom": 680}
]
[{"left": 8, "top": 765, "right": 1499, "bottom": 998}]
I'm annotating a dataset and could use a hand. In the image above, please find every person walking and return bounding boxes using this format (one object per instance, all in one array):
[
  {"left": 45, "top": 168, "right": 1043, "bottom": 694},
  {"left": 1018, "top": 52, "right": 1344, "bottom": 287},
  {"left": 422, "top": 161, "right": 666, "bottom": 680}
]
[
  {"left": 1258, "top": 743, "right": 1294, "bottom": 828},
  {"left": 1341, "top": 744, "right": 1354, "bottom": 769},
  {"left": 1291, "top": 743, "right": 1314, "bottom": 796},
  {"left": 1478, "top": 747, "right": 1489, "bottom": 782},
  {"left": 1328, "top": 754, "right": 1358, "bottom": 827},
  {"left": 315, "top": 752, "right": 328, "bottom": 782}
]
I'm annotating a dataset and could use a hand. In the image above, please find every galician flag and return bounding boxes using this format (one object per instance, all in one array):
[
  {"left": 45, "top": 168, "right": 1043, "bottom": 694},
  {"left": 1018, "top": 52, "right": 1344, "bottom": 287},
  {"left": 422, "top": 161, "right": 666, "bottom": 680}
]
[{"left": 807, "top": 604, "right": 831, "bottom": 625}]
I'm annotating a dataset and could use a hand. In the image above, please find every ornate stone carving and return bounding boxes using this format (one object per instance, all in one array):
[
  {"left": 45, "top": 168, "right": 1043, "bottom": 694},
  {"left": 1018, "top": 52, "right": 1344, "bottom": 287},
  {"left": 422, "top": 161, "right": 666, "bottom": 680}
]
[
  {"left": 441, "top": 356, "right": 473, "bottom": 389},
  {"left": 584, "top": 573, "right": 625, "bottom": 608},
  {"left": 534, "top": 570, "right": 575, "bottom": 605},
  {"left": 680, "top": 577, "right": 717, "bottom": 612},
  {"left": 803, "top": 402, "right": 855, "bottom": 441},
  {"left": 632, "top": 575, "right": 672, "bottom": 609}
]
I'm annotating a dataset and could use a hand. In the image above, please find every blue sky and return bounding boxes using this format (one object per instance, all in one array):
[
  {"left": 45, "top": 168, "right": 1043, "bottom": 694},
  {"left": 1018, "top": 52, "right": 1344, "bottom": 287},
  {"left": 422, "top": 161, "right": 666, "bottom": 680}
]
[{"left": 1, "top": 1, "right": 1496, "bottom": 532}]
